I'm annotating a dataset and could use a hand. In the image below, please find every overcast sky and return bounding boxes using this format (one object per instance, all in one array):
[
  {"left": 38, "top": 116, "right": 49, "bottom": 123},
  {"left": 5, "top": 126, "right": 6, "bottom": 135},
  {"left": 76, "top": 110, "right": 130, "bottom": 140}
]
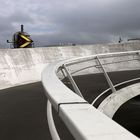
[{"left": 0, "top": 0, "right": 140, "bottom": 48}]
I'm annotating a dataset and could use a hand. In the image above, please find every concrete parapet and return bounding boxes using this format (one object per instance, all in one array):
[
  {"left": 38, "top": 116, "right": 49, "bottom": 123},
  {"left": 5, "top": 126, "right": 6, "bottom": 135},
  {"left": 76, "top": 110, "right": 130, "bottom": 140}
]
[{"left": 0, "top": 42, "right": 140, "bottom": 89}]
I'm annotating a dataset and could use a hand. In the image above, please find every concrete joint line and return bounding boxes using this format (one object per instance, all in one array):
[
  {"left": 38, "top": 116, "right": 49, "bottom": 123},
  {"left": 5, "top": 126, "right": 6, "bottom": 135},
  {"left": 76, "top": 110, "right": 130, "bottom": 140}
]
[{"left": 58, "top": 102, "right": 88, "bottom": 114}]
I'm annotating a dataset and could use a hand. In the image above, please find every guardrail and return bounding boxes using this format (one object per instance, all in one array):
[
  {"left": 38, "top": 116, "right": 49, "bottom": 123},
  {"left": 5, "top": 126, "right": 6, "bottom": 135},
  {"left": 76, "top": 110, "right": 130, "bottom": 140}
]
[
  {"left": 42, "top": 50, "right": 140, "bottom": 140},
  {"left": 92, "top": 77, "right": 140, "bottom": 108}
]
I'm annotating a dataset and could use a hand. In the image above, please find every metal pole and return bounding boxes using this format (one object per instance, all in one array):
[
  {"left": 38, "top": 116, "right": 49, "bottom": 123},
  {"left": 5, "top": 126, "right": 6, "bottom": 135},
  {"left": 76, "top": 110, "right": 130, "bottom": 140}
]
[
  {"left": 60, "top": 68, "right": 66, "bottom": 79},
  {"left": 62, "top": 64, "right": 84, "bottom": 98},
  {"left": 60, "top": 68, "right": 70, "bottom": 85},
  {"left": 96, "top": 56, "right": 116, "bottom": 93},
  {"left": 47, "top": 100, "right": 60, "bottom": 140},
  {"left": 21, "top": 25, "right": 24, "bottom": 33}
]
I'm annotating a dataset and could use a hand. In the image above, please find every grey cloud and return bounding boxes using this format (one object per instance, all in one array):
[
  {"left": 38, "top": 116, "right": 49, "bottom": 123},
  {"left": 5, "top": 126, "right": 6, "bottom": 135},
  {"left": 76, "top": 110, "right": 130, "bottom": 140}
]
[
  {"left": 1, "top": 0, "right": 140, "bottom": 48},
  {"left": 40, "top": 0, "right": 140, "bottom": 45},
  {"left": 9, "top": 11, "right": 34, "bottom": 24}
]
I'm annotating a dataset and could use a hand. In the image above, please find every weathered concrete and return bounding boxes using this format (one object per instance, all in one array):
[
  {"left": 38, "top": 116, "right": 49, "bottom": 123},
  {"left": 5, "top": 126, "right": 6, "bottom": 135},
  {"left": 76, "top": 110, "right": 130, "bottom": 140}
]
[
  {"left": 42, "top": 53, "right": 140, "bottom": 140},
  {"left": 0, "top": 42, "right": 140, "bottom": 89},
  {"left": 98, "top": 83, "right": 140, "bottom": 118}
]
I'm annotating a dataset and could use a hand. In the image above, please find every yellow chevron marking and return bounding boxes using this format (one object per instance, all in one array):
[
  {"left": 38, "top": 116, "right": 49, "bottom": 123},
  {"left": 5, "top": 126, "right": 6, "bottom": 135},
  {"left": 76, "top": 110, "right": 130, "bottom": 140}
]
[
  {"left": 20, "top": 42, "right": 31, "bottom": 48},
  {"left": 20, "top": 34, "right": 31, "bottom": 42}
]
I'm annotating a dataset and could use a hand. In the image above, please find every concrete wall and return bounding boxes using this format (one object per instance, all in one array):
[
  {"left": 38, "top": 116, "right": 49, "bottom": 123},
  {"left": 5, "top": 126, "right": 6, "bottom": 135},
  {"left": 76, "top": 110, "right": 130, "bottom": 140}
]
[{"left": 0, "top": 42, "right": 140, "bottom": 90}]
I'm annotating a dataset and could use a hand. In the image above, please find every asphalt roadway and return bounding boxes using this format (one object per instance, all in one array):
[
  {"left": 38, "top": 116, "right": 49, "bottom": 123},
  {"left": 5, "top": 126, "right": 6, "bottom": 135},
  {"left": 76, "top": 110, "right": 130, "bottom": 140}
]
[
  {"left": 0, "top": 82, "right": 74, "bottom": 140},
  {"left": 0, "top": 70, "right": 140, "bottom": 140}
]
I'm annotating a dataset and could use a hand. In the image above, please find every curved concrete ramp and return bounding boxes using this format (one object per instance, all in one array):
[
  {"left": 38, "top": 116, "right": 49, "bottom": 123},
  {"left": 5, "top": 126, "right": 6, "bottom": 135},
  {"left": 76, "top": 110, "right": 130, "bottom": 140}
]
[{"left": 98, "top": 83, "right": 140, "bottom": 118}]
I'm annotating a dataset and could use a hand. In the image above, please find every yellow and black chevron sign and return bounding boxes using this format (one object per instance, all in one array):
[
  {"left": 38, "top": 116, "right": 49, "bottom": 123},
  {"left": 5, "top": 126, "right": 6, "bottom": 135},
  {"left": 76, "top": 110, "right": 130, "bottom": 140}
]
[{"left": 18, "top": 33, "right": 33, "bottom": 48}]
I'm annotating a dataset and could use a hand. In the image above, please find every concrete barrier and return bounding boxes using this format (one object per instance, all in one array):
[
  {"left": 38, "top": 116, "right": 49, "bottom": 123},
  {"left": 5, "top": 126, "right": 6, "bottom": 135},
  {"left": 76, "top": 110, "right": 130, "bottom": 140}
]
[
  {"left": 98, "top": 83, "right": 140, "bottom": 118},
  {"left": 0, "top": 42, "right": 140, "bottom": 89},
  {"left": 41, "top": 53, "right": 140, "bottom": 140}
]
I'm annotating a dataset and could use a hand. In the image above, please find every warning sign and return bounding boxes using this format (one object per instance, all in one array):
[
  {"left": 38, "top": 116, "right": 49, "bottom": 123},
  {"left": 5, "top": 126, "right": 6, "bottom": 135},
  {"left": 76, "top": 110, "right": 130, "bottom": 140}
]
[{"left": 17, "top": 33, "right": 33, "bottom": 48}]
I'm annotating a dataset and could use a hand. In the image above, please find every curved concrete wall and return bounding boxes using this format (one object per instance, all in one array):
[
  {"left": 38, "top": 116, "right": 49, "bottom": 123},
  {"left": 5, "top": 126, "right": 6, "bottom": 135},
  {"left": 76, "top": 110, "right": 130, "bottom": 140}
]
[
  {"left": 0, "top": 42, "right": 140, "bottom": 89},
  {"left": 98, "top": 83, "right": 140, "bottom": 118}
]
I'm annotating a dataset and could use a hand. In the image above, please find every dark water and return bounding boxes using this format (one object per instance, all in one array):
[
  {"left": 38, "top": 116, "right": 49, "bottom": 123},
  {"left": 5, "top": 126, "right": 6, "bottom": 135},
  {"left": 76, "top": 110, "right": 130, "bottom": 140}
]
[{"left": 0, "top": 70, "right": 139, "bottom": 139}]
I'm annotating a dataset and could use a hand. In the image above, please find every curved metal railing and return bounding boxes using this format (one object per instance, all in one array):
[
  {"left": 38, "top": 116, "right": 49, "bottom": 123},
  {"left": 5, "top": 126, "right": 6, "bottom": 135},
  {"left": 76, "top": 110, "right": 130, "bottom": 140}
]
[
  {"left": 92, "top": 77, "right": 140, "bottom": 107},
  {"left": 42, "top": 50, "right": 140, "bottom": 140}
]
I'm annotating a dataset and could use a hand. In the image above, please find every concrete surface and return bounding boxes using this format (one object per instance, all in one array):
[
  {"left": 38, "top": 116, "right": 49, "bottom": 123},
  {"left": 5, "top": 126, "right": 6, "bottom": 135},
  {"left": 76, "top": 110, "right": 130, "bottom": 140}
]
[
  {"left": 0, "top": 71, "right": 139, "bottom": 140},
  {"left": 98, "top": 83, "right": 140, "bottom": 118},
  {"left": 59, "top": 103, "right": 138, "bottom": 140},
  {"left": 65, "top": 70, "right": 140, "bottom": 138},
  {"left": 0, "top": 42, "right": 140, "bottom": 139},
  {"left": 42, "top": 51, "right": 140, "bottom": 140},
  {"left": 1, "top": 42, "right": 140, "bottom": 89},
  {"left": 0, "top": 82, "right": 74, "bottom": 140}
]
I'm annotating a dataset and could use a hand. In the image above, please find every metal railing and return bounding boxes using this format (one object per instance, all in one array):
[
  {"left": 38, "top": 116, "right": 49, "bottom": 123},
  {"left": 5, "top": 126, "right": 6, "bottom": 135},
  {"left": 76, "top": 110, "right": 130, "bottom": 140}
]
[
  {"left": 92, "top": 77, "right": 140, "bottom": 107},
  {"left": 42, "top": 50, "right": 140, "bottom": 140}
]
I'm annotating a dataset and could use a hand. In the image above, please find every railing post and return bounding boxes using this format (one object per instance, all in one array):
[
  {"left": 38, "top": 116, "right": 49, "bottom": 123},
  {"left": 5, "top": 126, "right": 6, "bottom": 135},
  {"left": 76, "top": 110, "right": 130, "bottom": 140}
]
[
  {"left": 60, "top": 67, "right": 66, "bottom": 78},
  {"left": 96, "top": 56, "right": 116, "bottom": 93},
  {"left": 62, "top": 64, "right": 84, "bottom": 98},
  {"left": 60, "top": 67, "right": 71, "bottom": 85}
]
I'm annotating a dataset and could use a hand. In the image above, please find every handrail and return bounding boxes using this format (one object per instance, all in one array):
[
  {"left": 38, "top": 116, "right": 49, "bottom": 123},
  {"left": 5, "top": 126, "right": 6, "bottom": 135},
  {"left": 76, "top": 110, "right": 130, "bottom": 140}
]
[
  {"left": 98, "top": 82, "right": 140, "bottom": 118},
  {"left": 64, "top": 50, "right": 140, "bottom": 67},
  {"left": 47, "top": 100, "right": 60, "bottom": 140},
  {"left": 96, "top": 56, "right": 116, "bottom": 93},
  {"left": 42, "top": 50, "right": 140, "bottom": 140},
  {"left": 62, "top": 64, "right": 84, "bottom": 98},
  {"left": 71, "top": 58, "right": 139, "bottom": 75},
  {"left": 92, "top": 77, "right": 140, "bottom": 106}
]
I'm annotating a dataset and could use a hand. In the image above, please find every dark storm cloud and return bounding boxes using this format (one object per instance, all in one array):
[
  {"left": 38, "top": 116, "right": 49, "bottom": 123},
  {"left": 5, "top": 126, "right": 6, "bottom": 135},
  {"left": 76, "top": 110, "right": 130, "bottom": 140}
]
[
  {"left": 0, "top": 0, "right": 140, "bottom": 48},
  {"left": 47, "top": 0, "right": 140, "bottom": 36},
  {"left": 35, "top": 0, "right": 140, "bottom": 46}
]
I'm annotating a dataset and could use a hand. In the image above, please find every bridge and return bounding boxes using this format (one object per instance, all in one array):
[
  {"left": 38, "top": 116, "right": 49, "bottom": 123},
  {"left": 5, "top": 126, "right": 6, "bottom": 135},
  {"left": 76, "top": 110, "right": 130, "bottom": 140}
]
[{"left": 0, "top": 42, "right": 140, "bottom": 139}]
